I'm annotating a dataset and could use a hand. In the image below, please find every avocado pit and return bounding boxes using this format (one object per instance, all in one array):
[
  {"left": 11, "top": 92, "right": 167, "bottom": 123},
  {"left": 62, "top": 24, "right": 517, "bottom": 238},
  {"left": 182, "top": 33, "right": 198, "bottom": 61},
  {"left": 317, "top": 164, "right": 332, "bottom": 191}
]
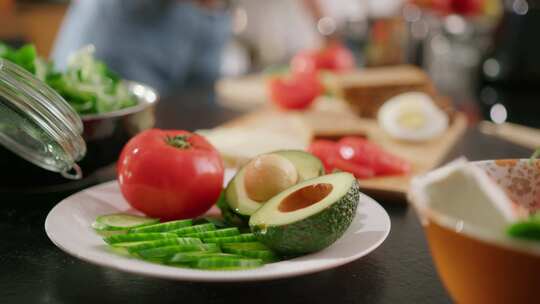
[
  {"left": 279, "top": 183, "right": 333, "bottom": 212},
  {"left": 244, "top": 154, "right": 299, "bottom": 202}
]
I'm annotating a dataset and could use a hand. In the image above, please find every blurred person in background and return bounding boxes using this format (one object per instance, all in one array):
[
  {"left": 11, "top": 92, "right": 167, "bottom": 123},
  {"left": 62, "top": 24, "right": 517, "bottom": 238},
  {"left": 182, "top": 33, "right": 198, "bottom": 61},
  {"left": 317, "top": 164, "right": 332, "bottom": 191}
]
[
  {"left": 52, "top": 0, "right": 231, "bottom": 95},
  {"left": 227, "top": 0, "right": 367, "bottom": 68},
  {"left": 53, "top": 0, "right": 379, "bottom": 92}
]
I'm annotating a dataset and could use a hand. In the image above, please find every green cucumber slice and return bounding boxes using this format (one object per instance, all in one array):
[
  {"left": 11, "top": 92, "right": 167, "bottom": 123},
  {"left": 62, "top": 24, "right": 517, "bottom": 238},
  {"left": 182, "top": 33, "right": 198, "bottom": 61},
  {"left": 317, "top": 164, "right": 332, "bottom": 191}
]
[
  {"left": 94, "top": 229, "right": 127, "bottom": 237},
  {"left": 171, "top": 223, "right": 216, "bottom": 236},
  {"left": 128, "top": 219, "right": 192, "bottom": 233},
  {"left": 93, "top": 213, "right": 159, "bottom": 231},
  {"left": 136, "top": 243, "right": 220, "bottom": 259},
  {"left": 221, "top": 247, "right": 277, "bottom": 262},
  {"left": 203, "top": 233, "right": 256, "bottom": 244},
  {"left": 193, "top": 217, "right": 229, "bottom": 228},
  {"left": 185, "top": 227, "right": 239, "bottom": 239},
  {"left": 168, "top": 252, "right": 241, "bottom": 264},
  {"left": 113, "top": 238, "right": 202, "bottom": 251},
  {"left": 104, "top": 233, "right": 177, "bottom": 244},
  {"left": 221, "top": 242, "right": 270, "bottom": 251},
  {"left": 192, "top": 257, "right": 264, "bottom": 270}
]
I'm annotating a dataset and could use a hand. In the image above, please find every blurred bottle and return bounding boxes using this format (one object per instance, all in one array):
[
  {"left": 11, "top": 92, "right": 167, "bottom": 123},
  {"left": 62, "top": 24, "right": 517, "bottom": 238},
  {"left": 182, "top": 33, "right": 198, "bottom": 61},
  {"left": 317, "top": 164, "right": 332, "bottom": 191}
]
[
  {"left": 479, "top": 0, "right": 540, "bottom": 88},
  {"left": 401, "top": 0, "right": 499, "bottom": 104},
  {"left": 364, "top": 0, "right": 408, "bottom": 66},
  {"left": 477, "top": 0, "right": 540, "bottom": 127}
]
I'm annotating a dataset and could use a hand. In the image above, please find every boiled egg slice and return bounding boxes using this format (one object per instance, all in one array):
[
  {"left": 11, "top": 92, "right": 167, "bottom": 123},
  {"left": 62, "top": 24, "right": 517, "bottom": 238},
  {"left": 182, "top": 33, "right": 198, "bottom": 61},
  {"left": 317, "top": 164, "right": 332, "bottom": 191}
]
[{"left": 378, "top": 92, "right": 449, "bottom": 142}]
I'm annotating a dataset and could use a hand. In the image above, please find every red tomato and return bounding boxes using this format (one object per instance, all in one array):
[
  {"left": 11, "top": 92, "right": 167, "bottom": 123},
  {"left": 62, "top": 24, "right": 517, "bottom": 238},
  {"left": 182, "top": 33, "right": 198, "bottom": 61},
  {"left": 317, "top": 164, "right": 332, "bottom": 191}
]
[
  {"left": 433, "top": 0, "right": 483, "bottom": 15},
  {"left": 317, "top": 43, "right": 356, "bottom": 72},
  {"left": 290, "top": 50, "right": 319, "bottom": 75},
  {"left": 307, "top": 139, "right": 338, "bottom": 172},
  {"left": 269, "top": 72, "right": 322, "bottom": 110},
  {"left": 290, "top": 43, "right": 355, "bottom": 75},
  {"left": 338, "top": 137, "right": 410, "bottom": 176},
  {"left": 332, "top": 157, "right": 375, "bottom": 179},
  {"left": 117, "top": 129, "right": 224, "bottom": 220}
]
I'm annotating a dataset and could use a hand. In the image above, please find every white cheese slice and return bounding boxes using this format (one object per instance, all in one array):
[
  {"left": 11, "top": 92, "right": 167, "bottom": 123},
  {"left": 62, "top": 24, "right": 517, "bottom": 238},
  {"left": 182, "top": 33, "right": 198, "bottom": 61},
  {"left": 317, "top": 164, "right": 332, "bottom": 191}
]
[
  {"left": 197, "top": 113, "right": 312, "bottom": 167},
  {"left": 410, "top": 158, "right": 522, "bottom": 232}
]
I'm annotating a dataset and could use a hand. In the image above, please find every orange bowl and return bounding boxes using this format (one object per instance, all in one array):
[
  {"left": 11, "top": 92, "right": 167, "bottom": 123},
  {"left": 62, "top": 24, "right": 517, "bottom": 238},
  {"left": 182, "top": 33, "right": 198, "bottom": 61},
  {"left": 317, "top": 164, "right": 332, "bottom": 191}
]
[{"left": 409, "top": 159, "right": 540, "bottom": 304}]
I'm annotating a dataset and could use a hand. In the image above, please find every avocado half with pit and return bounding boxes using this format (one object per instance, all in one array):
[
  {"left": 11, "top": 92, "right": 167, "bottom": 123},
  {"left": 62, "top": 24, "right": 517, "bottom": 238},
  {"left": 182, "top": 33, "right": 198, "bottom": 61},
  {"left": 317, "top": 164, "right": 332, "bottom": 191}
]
[
  {"left": 218, "top": 150, "right": 325, "bottom": 226},
  {"left": 249, "top": 172, "right": 360, "bottom": 255}
]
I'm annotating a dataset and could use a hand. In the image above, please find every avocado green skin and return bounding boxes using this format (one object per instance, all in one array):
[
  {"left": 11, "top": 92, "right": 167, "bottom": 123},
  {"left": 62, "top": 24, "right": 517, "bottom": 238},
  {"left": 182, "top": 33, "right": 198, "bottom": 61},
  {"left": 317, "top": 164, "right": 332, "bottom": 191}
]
[
  {"left": 250, "top": 180, "right": 360, "bottom": 255},
  {"left": 216, "top": 191, "right": 250, "bottom": 227}
]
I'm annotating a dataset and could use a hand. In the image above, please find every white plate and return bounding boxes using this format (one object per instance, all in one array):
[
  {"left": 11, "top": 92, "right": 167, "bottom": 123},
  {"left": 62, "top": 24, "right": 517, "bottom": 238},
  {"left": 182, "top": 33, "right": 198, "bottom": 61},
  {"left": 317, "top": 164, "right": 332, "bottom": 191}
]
[{"left": 45, "top": 169, "right": 391, "bottom": 282}]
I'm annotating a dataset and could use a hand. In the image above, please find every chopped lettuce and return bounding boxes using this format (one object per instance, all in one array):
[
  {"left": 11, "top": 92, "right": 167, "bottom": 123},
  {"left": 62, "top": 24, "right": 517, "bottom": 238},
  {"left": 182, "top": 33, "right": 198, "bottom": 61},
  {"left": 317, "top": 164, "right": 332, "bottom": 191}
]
[
  {"left": 0, "top": 44, "right": 38, "bottom": 74},
  {"left": 0, "top": 42, "right": 137, "bottom": 115}
]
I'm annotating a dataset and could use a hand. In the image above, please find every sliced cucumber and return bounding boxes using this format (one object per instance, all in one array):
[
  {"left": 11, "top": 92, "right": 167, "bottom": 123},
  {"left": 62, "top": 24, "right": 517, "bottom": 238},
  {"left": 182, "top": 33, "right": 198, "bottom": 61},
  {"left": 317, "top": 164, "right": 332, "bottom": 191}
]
[
  {"left": 113, "top": 238, "right": 202, "bottom": 251},
  {"left": 193, "top": 217, "right": 229, "bottom": 228},
  {"left": 221, "top": 242, "right": 270, "bottom": 251},
  {"left": 128, "top": 219, "right": 192, "bottom": 233},
  {"left": 93, "top": 213, "right": 279, "bottom": 271},
  {"left": 221, "top": 247, "right": 277, "bottom": 262},
  {"left": 168, "top": 252, "right": 241, "bottom": 264},
  {"left": 107, "top": 246, "right": 130, "bottom": 257},
  {"left": 136, "top": 243, "right": 220, "bottom": 259},
  {"left": 172, "top": 223, "right": 216, "bottom": 236},
  {"left": 192, "top": 257, "right": 264, "bottom": 270},
  {"left": 94, "top": 229, "right": 127, "bottom": 237},
  {"left": 93, "top": 213, "right": 159, "bottom": 231},
  {"left": 104, "top": 233, "right": 177, "bottom": 245},
  {"left": 203, "top": 233, "right": 256, "bottom": 244},
  {"left": 185, "top": 228, "right": 240, "bottom": 239},
  {"left": 92, "top": 223, "right": 128, "bottom": 237}
]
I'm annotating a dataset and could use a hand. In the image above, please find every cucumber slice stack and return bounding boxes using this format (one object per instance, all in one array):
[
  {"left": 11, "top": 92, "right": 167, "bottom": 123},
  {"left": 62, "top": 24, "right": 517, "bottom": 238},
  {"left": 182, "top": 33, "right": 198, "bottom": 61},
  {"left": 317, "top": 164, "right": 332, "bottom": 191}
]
[{"left": 93, "top": 213, "right": 280, "bottom": 271}]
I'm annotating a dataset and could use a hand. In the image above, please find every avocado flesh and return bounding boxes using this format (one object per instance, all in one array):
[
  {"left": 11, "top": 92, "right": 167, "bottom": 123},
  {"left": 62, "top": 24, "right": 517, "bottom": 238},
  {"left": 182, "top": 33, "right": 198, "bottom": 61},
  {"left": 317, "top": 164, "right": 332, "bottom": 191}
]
[
  {"left": 249, "top": 172, "right": 359, "bottom": 255},
  {"left": 220, "top": 150, "right": 325, "bottom": 226},
  {"left": 271, "top": 150, "right": 325, "bottom": 182}
]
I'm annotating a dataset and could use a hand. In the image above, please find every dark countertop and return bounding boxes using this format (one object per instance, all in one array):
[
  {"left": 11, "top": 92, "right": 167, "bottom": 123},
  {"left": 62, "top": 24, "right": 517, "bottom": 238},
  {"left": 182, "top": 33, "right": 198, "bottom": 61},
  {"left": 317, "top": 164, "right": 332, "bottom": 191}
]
[{"left": 0, "top": 87, "right": 532, "bottom": 304}]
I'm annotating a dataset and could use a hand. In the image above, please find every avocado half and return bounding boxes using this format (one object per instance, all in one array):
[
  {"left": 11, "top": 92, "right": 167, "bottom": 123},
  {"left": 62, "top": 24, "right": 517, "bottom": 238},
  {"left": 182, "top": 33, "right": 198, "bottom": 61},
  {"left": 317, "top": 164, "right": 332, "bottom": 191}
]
[
  {"left": 249, "top": 172, "right": 360, "bottom": 255},
  {"left": 218, "top": 150, "right": 325, "bottom": 226}
]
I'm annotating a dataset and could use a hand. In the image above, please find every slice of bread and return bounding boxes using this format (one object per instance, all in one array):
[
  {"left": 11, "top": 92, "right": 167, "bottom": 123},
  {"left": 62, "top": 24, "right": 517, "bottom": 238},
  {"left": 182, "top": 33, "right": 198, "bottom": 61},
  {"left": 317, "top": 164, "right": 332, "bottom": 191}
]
[{"left": 334, "top": 65, "right": 438, "bottom": 118}]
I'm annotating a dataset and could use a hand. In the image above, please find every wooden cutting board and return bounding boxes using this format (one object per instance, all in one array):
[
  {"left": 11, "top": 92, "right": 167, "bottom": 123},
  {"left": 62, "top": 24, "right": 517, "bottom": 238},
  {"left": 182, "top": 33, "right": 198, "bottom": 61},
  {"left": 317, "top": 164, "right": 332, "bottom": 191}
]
[{"left": 218, "top": 102, "right": 467, "bottom": 201}]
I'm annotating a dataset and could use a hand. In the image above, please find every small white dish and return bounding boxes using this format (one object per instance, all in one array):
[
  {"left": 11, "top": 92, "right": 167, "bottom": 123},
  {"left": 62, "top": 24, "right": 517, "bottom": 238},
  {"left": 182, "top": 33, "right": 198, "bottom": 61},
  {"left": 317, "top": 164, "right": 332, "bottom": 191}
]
[{"left": 45, "top": 170, "right": 391, "bottom": 282}]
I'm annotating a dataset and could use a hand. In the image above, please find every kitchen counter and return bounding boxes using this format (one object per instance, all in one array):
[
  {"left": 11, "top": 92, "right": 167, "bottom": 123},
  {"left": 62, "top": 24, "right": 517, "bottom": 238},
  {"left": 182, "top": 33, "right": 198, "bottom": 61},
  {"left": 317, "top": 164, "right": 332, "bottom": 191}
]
[{"left": 0, "top": 86, "right": 531, "bottom": 304}]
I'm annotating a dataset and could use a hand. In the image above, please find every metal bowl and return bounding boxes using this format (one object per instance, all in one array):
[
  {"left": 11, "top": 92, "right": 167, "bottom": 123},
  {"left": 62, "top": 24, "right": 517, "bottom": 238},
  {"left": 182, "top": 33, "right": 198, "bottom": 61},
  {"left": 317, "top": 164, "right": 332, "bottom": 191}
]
[{"left": 0, "top": 81, "right": 158, "bottom": 193}]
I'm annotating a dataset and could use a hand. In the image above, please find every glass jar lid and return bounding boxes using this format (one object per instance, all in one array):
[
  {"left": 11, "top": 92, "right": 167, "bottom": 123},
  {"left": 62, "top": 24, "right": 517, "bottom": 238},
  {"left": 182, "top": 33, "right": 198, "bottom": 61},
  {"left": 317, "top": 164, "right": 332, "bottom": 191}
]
[{"left": 0, "top": 58, "right": 86, "bottom": 179}]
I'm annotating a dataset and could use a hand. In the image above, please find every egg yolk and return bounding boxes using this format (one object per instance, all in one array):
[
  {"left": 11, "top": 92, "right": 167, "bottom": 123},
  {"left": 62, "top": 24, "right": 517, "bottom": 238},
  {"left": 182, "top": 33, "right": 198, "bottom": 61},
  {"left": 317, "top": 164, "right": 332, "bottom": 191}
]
[{"left": 396, "top": 104, "right": 427, "bottom": 130}]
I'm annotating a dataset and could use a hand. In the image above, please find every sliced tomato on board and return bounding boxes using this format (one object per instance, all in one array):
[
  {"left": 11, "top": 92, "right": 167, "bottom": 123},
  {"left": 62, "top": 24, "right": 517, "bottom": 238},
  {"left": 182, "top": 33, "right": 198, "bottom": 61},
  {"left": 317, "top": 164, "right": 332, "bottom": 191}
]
[
  {"left": 332, "top": 157, "right": 375, "bottom": 179},
  {"left": 308, "top": 139, "right": 375, "bottom": 179},
  {"left": 309, "top": 137, "right": 410, "bottom": 178},
  {"left": 307, "top": 139, "right": 338, "bottom": 173},
  {"left": 337, "top": 137, "right": 411, "bottom": 176}
]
